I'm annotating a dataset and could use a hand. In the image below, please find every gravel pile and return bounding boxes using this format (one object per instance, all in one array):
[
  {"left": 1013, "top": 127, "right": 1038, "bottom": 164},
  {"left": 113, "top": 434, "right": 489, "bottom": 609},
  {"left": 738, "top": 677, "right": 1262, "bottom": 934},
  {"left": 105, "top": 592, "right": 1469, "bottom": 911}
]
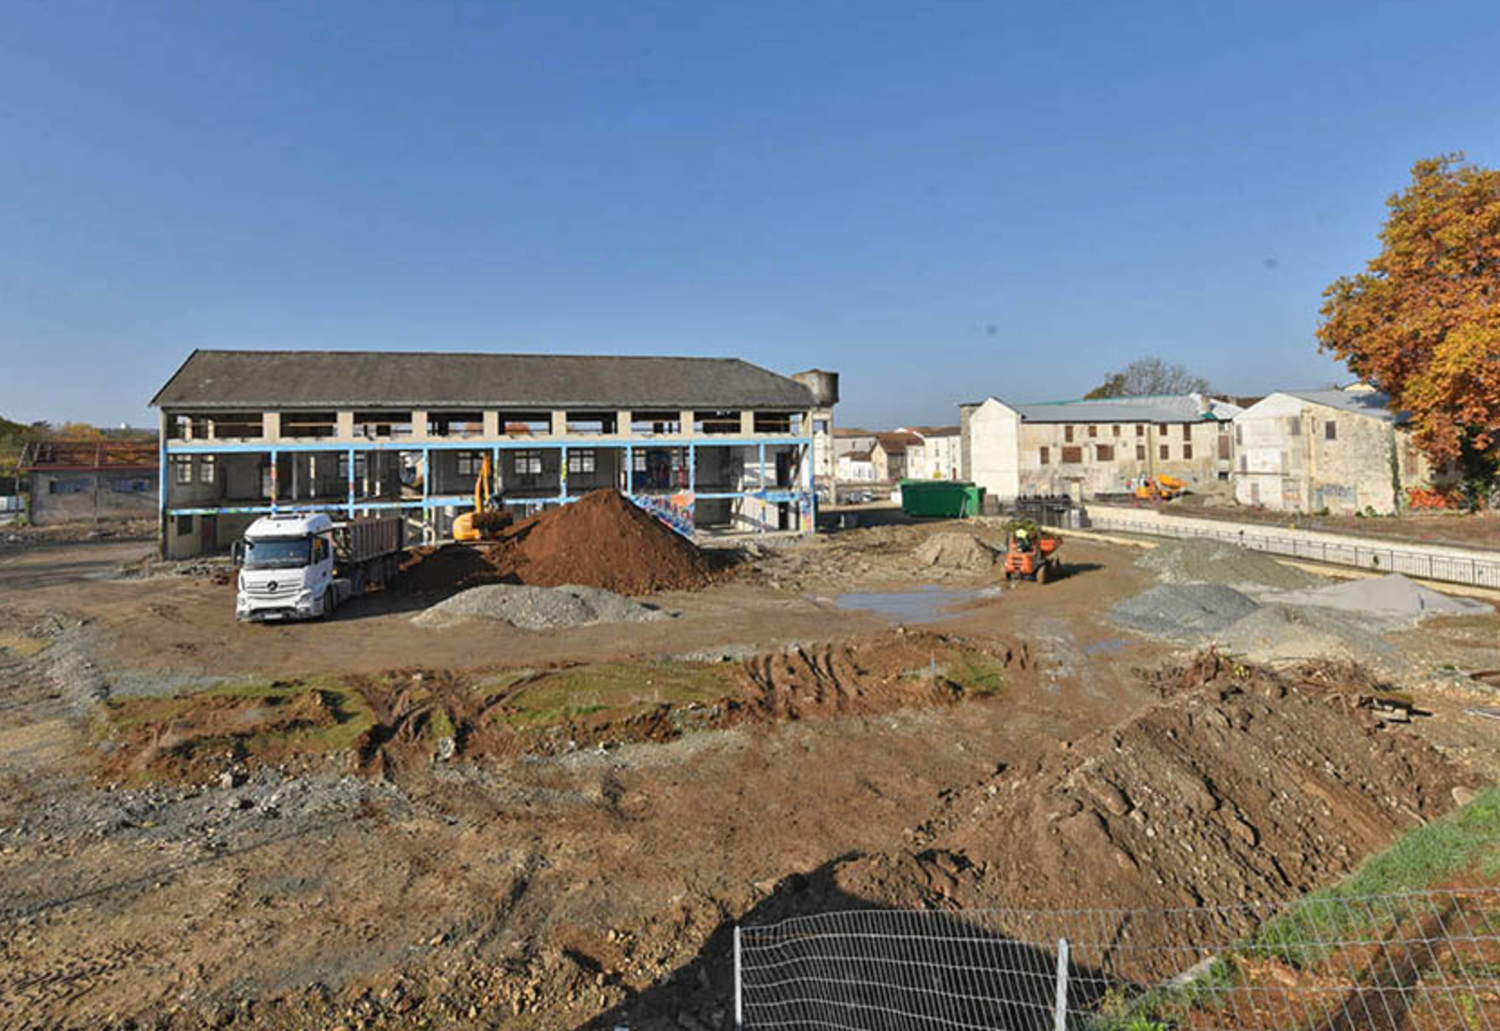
[
  {"left": 914, "top": 533, "right": 1000, "bottom": 570},
  {"left": 413, "top": 583, "right": 674, "bottom": 630},
  {"left": 1110, "top": 583, "right": 1261, "bottom": 639},
  {"left": 1218, "top": 605, "right": 1404, "bottom": 670},
  {"left": 1270, "top": 573, "right": 1493, "bottom": 621},
  {"left": 1137, "top": 538, "right": 1324, "bottom": 590}
]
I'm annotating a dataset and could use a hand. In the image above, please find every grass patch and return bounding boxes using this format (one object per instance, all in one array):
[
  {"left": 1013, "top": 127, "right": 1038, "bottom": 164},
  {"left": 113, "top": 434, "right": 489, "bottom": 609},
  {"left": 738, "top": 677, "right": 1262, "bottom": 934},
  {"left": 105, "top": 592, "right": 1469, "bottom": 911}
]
[
  {"left": 0, "top": 633, "right": 50, "bottom": 658},
  {"left": 1086, "top": 956, "right": 1240, "bottom": 1030},
  {"left": 102, "top": 677, "right": 378, "bottom": 759},
  {"left": 948, "top": 647, "right": 1007, "bottom": 697},
  {"left": 427, "top": 706, "right": 456, "bottom": 743},
  {"left": 1085, "top": 786, "right": 1500, "bottom": 1026},
  {"left": 492, "top": 661, "right": 736, "bottom": 728},
  {"left": 1249, "top": 782, "right": 1500, "bottom": 967}
]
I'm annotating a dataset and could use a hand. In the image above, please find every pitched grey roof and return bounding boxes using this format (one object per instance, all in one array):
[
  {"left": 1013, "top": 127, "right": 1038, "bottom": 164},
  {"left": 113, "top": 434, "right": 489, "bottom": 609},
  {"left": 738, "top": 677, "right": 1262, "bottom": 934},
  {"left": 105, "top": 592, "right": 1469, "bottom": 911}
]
[
  {"left": 1012, "top": 394, "right": 1241, "bottom": 424},
  {"left": 1284, "top": 389, "right": 1406, "bottom": 424},
  {"left": 152, "top": 349, "right": 816, "bottom": 410}
]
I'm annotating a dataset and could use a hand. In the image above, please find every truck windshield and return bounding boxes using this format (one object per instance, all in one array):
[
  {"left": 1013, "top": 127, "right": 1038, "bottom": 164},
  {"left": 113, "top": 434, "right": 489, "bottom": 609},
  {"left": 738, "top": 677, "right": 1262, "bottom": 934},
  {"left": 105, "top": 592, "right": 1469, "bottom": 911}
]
[{"left": 243, "top": 537, "right": 312, "bottom": 570}]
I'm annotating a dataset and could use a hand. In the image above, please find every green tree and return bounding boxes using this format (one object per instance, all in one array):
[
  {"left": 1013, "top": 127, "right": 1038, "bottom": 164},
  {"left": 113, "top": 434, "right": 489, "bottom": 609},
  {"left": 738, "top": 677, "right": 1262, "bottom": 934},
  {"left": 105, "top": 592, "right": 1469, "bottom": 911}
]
[{"left": 1319, "top": 154, "right": 1500, "bottom": 472}]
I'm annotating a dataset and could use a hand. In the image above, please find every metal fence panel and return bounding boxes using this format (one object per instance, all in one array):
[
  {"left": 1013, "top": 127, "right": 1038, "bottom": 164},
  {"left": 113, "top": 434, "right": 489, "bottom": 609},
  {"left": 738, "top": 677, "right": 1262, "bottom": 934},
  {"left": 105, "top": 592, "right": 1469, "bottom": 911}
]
[
  {"left": 1081, "top": 512, "right": 1500, "bottom": 591},
  {"left": 736, "top": 889, "right": 1500, "bottom": 1030}
]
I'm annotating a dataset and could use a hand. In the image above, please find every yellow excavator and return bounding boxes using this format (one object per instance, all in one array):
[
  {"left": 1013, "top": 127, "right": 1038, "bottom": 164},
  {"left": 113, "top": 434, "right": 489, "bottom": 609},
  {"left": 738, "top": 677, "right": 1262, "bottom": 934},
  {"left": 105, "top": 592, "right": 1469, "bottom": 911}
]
[{"left": 452, "top": 455, "right": 511, "bottom": 541}]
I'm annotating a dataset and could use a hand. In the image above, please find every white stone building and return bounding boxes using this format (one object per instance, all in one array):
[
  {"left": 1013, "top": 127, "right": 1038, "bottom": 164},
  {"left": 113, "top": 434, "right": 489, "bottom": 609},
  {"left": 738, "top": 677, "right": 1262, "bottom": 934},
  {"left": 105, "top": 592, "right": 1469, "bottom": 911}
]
[
  {"left": 1232, "top": 389, "right": 1439, "bottom": 515},
  {"left": 959, "top": 394, "right": 1241, "bottom": 501}
]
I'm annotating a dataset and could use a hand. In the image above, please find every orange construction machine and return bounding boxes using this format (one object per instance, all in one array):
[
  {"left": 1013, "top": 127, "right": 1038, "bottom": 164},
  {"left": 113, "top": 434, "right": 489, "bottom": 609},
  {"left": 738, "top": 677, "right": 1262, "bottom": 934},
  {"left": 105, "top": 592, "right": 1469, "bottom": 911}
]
[
  {"left": 1003, "top": 526, "right": 1063, "bottom": 584},
  {"left": 1134, "top": 475, "right": 1186, "bottom": 502}
]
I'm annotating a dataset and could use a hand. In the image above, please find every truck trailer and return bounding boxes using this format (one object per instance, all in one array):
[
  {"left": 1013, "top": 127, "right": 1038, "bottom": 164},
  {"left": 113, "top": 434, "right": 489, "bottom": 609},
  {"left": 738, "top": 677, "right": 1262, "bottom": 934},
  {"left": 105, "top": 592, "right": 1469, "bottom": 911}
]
[{"left": 233, "top": 513, "right": 405, "bottom": 622}]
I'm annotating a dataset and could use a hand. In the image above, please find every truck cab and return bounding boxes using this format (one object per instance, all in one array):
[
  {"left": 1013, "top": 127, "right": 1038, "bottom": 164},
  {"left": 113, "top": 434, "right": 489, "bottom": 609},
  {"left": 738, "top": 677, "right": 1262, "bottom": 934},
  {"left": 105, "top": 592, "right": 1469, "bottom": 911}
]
[{"left": 234, "top": 512, "right": 339, "bottom": 621}]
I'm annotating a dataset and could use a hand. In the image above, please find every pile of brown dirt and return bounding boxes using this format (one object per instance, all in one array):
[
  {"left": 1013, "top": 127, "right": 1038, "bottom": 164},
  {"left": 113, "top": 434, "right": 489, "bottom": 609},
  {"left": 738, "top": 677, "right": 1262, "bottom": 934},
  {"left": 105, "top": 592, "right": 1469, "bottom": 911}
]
[
  {"left": 876, "top": 651, "right": 1478, "bottom": 939},
  {"left": 493, "top": 489, "right": 717, "bottom": 594},
  {"left": 401, "top": 490, "right": 722, "bottom": 596}
]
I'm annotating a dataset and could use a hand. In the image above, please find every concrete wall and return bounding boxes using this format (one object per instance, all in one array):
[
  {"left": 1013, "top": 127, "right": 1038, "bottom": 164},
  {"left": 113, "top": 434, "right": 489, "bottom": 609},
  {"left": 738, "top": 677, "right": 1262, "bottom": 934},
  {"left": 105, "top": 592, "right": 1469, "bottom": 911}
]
[
  {"left": 30, "top": 469, "right": 157, "bottom": 525},
  {"left": 1012, "top": 419, "right": 1230, "bottom": 496},
  {"left": 871, "top": 442, "right": 906, "bottom": 483},
  {"left": 962, "top": 399, "right": 1022, "bottom": 499},
  {"left": 809, "top": 407, "right": 835, "bottom": 487},
  {"left": 1232, "top": 395, "right": 1433, "bottom": 516},
  {"left": 1086, "top": 503, "right": 1500, "bottom": 589}
]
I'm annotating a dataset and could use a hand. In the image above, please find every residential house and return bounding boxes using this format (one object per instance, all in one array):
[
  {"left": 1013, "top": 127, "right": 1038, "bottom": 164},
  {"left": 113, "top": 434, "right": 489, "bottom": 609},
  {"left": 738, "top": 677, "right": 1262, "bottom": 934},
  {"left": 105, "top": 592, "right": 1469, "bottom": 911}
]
[
  {"left": 871, "top": 431, "right": 924, "bottom": 483},
  {"left": 836, "top": 450, "right": 876, "bottom": 483},
  {"left": 896, "top": 426, "right": 962, "bottom": 480}
]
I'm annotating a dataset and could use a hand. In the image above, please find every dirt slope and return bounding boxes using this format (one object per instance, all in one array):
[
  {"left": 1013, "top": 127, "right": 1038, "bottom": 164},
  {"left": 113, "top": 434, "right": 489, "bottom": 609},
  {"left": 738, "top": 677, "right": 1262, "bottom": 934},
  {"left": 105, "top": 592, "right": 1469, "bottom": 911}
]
[{"left": 870, "top": 652, "right": 1474, "bottom": 919}]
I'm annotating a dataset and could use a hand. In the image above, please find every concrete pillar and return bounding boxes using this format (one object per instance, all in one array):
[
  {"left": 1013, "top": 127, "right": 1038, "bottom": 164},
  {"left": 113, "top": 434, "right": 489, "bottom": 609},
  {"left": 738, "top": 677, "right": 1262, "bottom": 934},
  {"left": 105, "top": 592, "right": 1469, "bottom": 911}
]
[
  {"left": 616, "top": 410, "right": 631, "bottom": 437},
  {"left": 680, "top": 410, "right": 695, "bottom": 438},
  {"left": 264, "top": 412, "right": 281, "bottom": 443},
  {"left": 483, "top": 411, "right": 501, "bottom": 438},
  {"left": 551, "top": 410, "right": 568, "bottom": 437},
  {"left": 740, "top": 411, "right": 756, "bottom": 436},
  {"left": 336, "top": 410, "right": 355, "bottom": 440},
  {"left": 410, "top": 410, "right": 430, "bottom": 441}
]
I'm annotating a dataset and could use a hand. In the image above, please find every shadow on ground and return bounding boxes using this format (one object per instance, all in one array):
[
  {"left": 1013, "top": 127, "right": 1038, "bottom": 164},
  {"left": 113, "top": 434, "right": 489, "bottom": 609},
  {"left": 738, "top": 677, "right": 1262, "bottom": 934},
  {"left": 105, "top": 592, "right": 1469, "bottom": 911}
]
[{"left": 584, "top": 854, "right": 1116, "bottom": 1031}]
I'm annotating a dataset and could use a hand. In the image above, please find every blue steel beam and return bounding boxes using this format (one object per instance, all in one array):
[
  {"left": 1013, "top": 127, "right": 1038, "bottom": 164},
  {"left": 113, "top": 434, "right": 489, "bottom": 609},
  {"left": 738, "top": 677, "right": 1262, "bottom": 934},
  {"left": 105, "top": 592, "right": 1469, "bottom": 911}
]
[{"left": 162, "top": 436, "right": 814, "bottom": 454}]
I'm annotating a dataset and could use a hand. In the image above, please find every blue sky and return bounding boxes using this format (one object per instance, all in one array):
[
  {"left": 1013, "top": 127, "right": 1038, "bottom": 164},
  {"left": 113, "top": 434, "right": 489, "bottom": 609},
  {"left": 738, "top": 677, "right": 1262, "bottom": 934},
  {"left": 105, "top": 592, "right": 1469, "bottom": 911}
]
[{"left": 3, "top": 1, "right": 1498, "bottom": 430}]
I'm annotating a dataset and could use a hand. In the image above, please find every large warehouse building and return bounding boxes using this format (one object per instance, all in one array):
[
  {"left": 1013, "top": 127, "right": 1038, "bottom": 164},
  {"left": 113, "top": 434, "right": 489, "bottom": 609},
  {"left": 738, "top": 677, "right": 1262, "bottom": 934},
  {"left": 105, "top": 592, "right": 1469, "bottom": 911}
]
[
  {"left": 959, "top": 392, "right": 1242, "bottom": 500},
  {"left": 151, "top": 350, "right": 835, "bottom": 558}
]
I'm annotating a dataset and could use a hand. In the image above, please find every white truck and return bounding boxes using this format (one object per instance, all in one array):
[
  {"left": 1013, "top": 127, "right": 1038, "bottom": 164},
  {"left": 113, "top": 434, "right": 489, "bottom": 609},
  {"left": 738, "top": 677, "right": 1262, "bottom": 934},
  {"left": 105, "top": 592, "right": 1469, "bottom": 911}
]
[{"left": 232, "top": 512, "right": 405, "bottom": 622}]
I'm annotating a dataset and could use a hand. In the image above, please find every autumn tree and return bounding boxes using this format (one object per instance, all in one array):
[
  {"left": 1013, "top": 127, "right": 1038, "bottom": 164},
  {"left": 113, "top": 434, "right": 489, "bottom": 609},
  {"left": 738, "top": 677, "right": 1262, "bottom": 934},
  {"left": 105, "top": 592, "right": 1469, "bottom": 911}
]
[
  {"left": 1319, "top": 154, "right": 1500, "bottom": 474},
  {"left": 1084, "top": 357, "right": 1210, "bottom": 399}
]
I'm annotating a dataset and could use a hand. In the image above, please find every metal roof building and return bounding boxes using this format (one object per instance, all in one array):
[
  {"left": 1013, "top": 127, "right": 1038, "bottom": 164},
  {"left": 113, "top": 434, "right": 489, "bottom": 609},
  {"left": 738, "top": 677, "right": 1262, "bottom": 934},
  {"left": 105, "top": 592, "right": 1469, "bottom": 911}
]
[
  {"left": 150, "top": 349, "right": 830, "bottom": 558},
  {"left": 153, "top": 350, "right": 816, "bottom": 410}
]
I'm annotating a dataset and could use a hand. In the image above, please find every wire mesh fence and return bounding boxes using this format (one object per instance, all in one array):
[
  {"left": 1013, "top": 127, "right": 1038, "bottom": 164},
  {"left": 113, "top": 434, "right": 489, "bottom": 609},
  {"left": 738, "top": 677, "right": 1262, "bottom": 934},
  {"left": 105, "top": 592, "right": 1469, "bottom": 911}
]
[{"left": 734, "top": 889, "right": 1500, "bottom": 1030}]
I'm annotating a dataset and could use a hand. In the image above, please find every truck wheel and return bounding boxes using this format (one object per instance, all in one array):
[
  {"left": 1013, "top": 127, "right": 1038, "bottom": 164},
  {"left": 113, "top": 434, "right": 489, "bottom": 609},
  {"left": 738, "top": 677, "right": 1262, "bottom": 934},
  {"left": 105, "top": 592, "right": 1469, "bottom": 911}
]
[{"left": 322, "top": 588, "right": 336, "bottom": 620}]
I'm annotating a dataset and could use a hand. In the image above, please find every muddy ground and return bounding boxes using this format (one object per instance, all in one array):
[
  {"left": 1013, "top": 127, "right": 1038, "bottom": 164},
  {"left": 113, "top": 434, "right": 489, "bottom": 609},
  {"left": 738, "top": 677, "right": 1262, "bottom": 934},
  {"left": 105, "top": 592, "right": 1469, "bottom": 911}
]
[{"left": 2, "top": 522, "right": 1500, "bottom": 1029}]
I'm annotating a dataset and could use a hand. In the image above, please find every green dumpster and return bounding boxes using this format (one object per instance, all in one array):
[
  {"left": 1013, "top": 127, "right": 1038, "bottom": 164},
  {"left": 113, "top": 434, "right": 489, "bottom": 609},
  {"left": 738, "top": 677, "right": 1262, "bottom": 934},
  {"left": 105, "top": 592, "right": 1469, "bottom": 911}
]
[{"left": 899, "top": 480, "right": 985, "bottom": 518}]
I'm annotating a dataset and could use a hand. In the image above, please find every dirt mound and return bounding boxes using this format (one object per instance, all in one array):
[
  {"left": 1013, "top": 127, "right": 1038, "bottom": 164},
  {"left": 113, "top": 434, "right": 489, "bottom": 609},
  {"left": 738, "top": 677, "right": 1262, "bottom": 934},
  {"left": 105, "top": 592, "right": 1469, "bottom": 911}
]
[
  {"left": 894, "top": 652, "right": 1474, "bottom": 930},
  {"left": 729, "top": 636, "right": 1014, "bottom": 723},
  {"left": 1138, "top": 538, "right": 1324, "bottom": 591},
  {"left": 492, "top": 490, "right": 716, "bottom": 594},
  {"left": 412, "top": 584, "right": 673, "bottom": 630},
  {"left": 914, "top": 532, "right": 1000, "bottom": 570},
  {"left": 1111, "top": 582, "right": 1260, "bottom": 639},
  {"left": 401, "top": 490, "right": 722, "bottom": 596},
  {"left": 1272, "top": 573, "right": 1494, "bottom": 621}
]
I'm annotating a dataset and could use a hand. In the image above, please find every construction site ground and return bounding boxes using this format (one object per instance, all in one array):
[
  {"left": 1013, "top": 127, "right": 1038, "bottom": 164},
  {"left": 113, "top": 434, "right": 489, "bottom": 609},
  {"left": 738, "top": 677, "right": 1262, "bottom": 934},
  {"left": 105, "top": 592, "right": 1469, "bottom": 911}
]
[{"left": 3, "top": 519, "right": 1500, "bottom": 1030}]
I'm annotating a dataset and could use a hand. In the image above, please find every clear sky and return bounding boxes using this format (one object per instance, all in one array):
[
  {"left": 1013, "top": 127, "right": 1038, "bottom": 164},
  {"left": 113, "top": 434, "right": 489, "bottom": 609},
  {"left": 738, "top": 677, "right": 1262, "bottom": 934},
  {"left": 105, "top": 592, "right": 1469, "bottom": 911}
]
[{"left": 3, "top": 1, "right": 1498, "bottom": 430}]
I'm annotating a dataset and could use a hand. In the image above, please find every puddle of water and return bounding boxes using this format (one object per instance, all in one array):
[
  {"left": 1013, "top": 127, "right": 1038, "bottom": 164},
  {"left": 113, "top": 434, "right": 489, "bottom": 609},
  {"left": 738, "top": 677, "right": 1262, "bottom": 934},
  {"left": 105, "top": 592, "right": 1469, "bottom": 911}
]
[
  {"left": 832, "top": 585, "right": 999, "bottom": 624},
  {"left": 1084, "top": 638, "right": 1129, "bottom": 656}
]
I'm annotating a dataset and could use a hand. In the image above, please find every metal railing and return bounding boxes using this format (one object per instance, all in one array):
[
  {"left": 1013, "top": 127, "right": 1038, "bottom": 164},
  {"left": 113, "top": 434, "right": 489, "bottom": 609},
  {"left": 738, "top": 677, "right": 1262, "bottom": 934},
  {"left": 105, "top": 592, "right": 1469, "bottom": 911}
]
[
  {"left": 1081, "top": 510, "right": 1500, "bottom": 591},
  {"left": 734, "top": 889, "right": 1500, "bottom": 1030}
]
